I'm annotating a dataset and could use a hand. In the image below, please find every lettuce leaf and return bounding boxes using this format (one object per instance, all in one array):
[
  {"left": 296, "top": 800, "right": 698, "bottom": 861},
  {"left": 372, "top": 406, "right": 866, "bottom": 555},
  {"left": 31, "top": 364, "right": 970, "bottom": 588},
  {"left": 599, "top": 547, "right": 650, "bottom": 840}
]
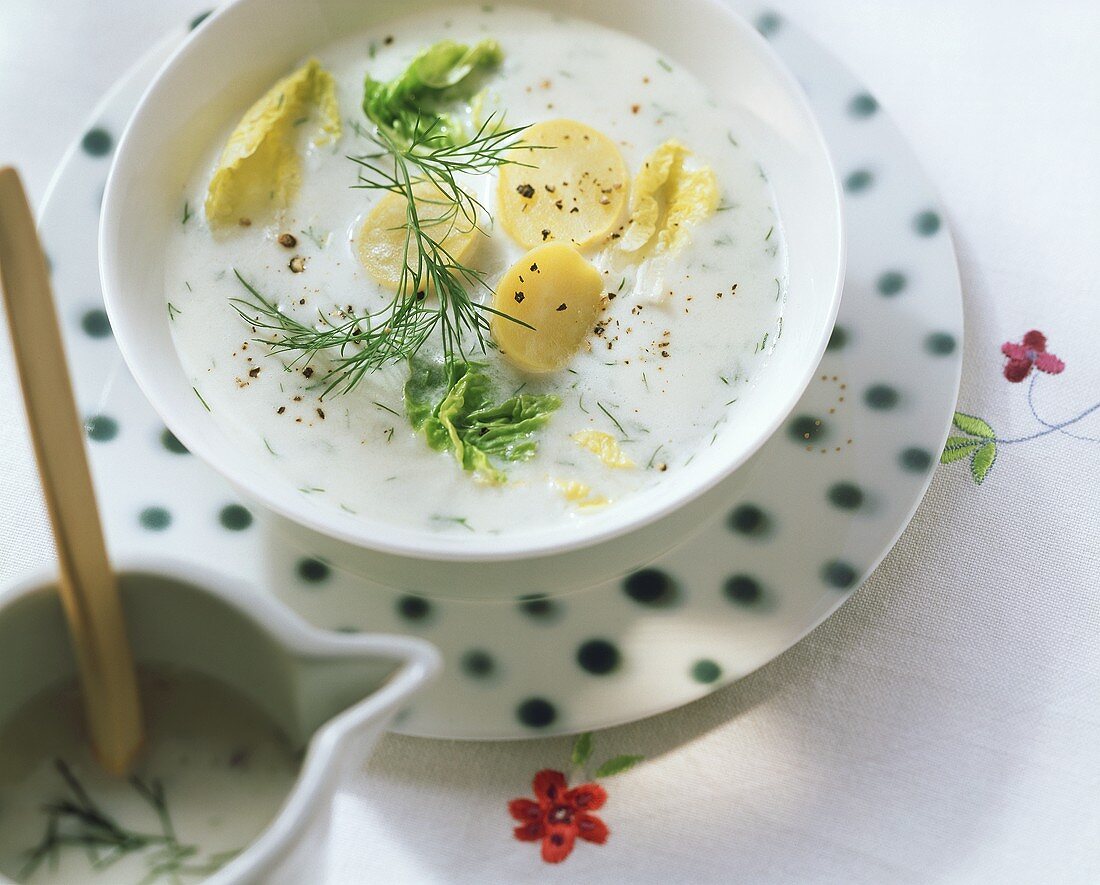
[
  {"left": 362, "top": 39, "right": 503, "bottom": 147},
  {"left": 206, "top": 59, "right": 340, "bottom": 227},
  {"left": 404, "top": 357, "right": 560, "bottom": 483}
]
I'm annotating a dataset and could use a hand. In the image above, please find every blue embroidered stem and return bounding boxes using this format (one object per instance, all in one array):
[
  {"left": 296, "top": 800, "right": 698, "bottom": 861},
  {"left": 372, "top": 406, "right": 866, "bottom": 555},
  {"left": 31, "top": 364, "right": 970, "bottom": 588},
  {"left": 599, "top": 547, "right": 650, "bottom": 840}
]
[
  {"left": 996, "top": 375, "right": 1100, "bottom": 444},
  {"left": 1025, "top": 373, "right": 1100, "bottom": 443}
]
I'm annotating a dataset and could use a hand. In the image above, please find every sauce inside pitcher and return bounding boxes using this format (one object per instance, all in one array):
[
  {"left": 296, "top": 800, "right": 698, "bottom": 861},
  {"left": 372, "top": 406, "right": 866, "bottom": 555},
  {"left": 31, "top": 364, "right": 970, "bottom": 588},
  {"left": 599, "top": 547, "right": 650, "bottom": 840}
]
[{"left": 0, "top": 667, "right": 300, "bottom": 884}]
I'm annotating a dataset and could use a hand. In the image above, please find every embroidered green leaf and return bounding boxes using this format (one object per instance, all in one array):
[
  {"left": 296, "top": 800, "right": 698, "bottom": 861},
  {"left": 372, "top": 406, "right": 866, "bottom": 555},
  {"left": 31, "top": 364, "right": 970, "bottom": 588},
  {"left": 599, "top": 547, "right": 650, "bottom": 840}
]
[
  {"left": 952, "top": 411, "right": 995, "bottom": 440},
  {"left": 571, "top": 732, "right": 594, "bottom": 767},
  {"left": 970, "top": 441, "right": 997, "bottom": 483},
  {"left": 940, "top": 437, "right": 981, "bottom": 464},
  {"left": 594, "top": 754, "right": 644, "bottom": 778}
]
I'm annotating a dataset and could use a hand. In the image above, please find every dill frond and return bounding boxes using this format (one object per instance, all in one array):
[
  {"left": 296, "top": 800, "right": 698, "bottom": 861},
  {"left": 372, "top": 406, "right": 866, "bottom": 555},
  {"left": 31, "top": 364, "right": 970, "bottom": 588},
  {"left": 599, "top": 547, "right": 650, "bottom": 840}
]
[
  {"left": 19, "top": 759, "right": 238, "bottom": 883},
  {"left": 232, "top": 114, "right": 542, "bottom": 394}
]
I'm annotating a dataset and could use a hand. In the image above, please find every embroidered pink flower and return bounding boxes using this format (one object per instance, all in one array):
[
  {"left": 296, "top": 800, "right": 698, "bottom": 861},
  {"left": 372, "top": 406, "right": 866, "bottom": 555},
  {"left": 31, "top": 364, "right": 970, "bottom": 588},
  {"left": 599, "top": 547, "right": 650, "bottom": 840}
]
[
  {"left": 1001, "top": 330, "right": 1064, "bottom": 382},
  {"left": 509, "top": 769, "right": 609, "bottom": 863}
]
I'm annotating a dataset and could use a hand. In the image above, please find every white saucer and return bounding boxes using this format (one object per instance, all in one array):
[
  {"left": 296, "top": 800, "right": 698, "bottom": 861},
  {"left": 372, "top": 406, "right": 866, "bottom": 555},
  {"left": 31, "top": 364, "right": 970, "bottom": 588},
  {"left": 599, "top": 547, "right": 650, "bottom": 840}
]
[{"left": 38, "top": 4, "right": 962, "bottom": 739}]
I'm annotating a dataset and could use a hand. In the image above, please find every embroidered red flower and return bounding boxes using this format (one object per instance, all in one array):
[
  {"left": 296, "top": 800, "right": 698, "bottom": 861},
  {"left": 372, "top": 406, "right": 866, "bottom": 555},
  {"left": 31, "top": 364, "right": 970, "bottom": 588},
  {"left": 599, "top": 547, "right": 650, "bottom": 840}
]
[
  {"left": 1001, "top": 330, "right": 1064, "bottom": 382},
  {"left": 509, "top": 769, "right": 609, "bottom": 863}
]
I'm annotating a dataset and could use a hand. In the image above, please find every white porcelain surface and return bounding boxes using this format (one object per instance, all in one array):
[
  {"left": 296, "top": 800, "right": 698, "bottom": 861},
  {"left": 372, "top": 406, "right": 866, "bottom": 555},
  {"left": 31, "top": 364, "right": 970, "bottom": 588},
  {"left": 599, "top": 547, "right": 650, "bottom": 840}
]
[
  {"left": 99, "top": 0, "right": 845, "bottom": 594},
  {"left": 0, "top": 559, "right": 440, "bottom": 884}
]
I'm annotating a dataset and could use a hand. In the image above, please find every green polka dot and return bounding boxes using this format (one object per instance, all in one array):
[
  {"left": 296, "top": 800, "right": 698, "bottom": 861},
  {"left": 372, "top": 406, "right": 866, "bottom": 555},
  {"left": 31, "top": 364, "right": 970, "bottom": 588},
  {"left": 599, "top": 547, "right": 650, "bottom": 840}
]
[
  {"left": 218, "top": 504, "right": 252, "bottom": 530},
  {"left": 81, "top": 128, "right": 112, "bottom": 157},
  {"left": 397, "top": 595, "right": 432, "bottom": 622},
  {"left": 461, "top": 650, "right": 494, "bottom": 678},
  {"left": 80, "top": 309, "right": 111, "bottom": 338},
  {"left": 297, "top": 557, "right": 330, "bottom": 583},
  {"left": 877, "top": 271, "right": 906, "bottom": 296},
  {"left": 727, "top": 503, "right": 769, "bottom": 537},
  {"left": 724, "top": 574, "right": 762, "bottom": 605},
  {"left": 925, "top": 332, "right": 956, "bottom": 355},
  {"left": 576, "top": 639, "right": 621, "bottom": 675},
  {"left": 691, "top": 660, "right": 722, "bottom": 684},
  {"left": 827, "top": 482, "right": 864, "bottom": 510},
  {"left": 849, "top": 93, "right": 879, "bottom": 118},
  {"left": 160, "top": 428, "right": 189, "bottom": 455},
  {"left": 335, "top": 625, "right": 361, "bottom": 634},
  {"left": 826, "top": 326, "right": 848, "bottom": 351},
  {"left": 865, "top": 385, "right": 899, "bottom": 410},
  {"left": 844, "top": 169, "right": 873, "bottom": 193},
  {"left": 623, "top": 569, "right": 678, "bottom": 607},
  {"left": 85, "top": 415, "right": 118, "bottom": 442},
  {"left": 139, "top": 506, "right": 171, "bottom": 531},
  {"left": 914, "top": 210, "right": 941, "bottom": 236},
  {"left": 518, "top": 594, "right": 561, "bottom": 622},
  {"left": 189, "top": 10, "right": 212, "bottom": 29},
  {"left": 755, "top": 12, "right": 781, "bottom": 36},
  {"left": 822, "top": 560, "right": 857, "bottom": 589},
  {"left": 899, "top": 447, "right": 932, "bottom": 472},
  {"left": 788, "top": 414, "right": 827, "bottom": 443},
  {"left": 517, "top": 698, "right": 556, "bottom": 728}
]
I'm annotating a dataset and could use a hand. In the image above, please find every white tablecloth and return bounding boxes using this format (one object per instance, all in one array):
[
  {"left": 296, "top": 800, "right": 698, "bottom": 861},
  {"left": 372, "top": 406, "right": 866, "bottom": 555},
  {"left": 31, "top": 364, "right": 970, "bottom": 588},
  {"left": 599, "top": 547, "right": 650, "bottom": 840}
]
[{"left": 1, "top": 1, "right": 1098, "bottom": 881}]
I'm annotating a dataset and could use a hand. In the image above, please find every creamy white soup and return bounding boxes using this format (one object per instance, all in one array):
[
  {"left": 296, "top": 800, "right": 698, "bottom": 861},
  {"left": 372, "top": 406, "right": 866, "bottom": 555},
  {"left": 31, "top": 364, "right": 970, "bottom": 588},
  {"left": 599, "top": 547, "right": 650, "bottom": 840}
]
[
  {"left": 165, "top": 4, "right": 786, "bottom": 536},
  {"left": 0, "top": 669, "right": 299, "bottom": 884}
]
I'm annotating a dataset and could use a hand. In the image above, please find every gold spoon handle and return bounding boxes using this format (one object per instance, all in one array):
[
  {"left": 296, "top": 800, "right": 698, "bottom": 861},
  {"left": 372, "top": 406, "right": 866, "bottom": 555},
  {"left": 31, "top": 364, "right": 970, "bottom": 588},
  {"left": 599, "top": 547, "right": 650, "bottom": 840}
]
[{"left": 0, "top": 166, "right": 143, "bottom": 775}]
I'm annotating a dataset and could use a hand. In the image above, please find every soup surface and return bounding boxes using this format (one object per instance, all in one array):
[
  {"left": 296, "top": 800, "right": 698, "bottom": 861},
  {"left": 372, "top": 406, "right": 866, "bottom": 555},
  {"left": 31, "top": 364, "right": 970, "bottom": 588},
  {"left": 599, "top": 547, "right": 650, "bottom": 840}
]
[
  {"left": 165, "top": 4, "right": 787, "bottom": 537},
  {"left": 0, "top": 669, "right": 299, "bottom": 884}
]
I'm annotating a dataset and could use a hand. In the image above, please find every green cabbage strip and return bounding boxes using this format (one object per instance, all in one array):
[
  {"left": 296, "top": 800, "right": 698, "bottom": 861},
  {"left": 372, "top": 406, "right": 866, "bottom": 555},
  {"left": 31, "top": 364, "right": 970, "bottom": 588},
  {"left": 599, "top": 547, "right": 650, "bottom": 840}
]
[
  {"left": 362, "top": 39, "right": 504, "bottom": 147},
  {"left": 404, "top": 357, "right": 560, "bottom": 483}
]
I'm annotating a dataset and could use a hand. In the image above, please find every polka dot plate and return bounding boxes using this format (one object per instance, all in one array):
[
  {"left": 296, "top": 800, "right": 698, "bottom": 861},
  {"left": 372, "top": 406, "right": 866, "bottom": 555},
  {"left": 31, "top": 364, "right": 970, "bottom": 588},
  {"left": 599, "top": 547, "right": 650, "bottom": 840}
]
[{"left": 41, "top": 5, "right": 962, "bottom": 739}]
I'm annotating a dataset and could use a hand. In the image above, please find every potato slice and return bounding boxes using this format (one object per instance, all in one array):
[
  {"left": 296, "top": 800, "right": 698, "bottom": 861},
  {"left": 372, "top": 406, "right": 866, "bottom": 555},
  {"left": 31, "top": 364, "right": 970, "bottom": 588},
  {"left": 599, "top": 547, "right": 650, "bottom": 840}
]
[
  {"left": 205, "top": 59, "right": 340, "bottom": 227},
  {"left": 497, "top": 119, "right": 628, "bottom": 250},
  {"left": 357, "top": 182, "right": 479, "bottom": 291},
  {"left": 491, "top": 243, "right": 605, "bottom": 373},
  {"left": 618, "top": 139, "right": 718, "bottom": 255}
]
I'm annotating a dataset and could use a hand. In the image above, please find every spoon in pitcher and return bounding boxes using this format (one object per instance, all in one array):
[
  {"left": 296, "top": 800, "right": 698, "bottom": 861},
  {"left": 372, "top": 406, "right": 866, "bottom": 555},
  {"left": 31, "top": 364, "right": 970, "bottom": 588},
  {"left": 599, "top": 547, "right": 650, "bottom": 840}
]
[{"left": 0, "top": 166, "right": 143, "bottom": 775}]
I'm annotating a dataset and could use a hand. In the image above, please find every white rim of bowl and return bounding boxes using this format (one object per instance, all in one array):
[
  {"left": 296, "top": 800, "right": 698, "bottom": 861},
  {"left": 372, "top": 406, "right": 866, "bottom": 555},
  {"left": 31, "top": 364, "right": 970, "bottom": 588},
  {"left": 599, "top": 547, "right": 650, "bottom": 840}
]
[{"left": 99, "top": 0, "right": 845, "bottom": 564}]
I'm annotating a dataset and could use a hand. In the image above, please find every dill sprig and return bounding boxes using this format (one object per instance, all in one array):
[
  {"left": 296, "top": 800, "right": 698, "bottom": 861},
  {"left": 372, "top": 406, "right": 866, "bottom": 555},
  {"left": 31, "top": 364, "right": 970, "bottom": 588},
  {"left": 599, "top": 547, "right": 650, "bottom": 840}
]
[
  {"left": 351, "top": 115, "right": 534, "bottom": 231},
  {"left": 597, "top": 401, "right": 627, "bottom": 436},
  {"left": 232, "top": 270, "right": 439, "bottom": 397},
  {"left": 232, "top": 116, "right": 539, "bottom": 395},
  {"left": 20, "top": 759, "right": 239, "bottom": 883}
]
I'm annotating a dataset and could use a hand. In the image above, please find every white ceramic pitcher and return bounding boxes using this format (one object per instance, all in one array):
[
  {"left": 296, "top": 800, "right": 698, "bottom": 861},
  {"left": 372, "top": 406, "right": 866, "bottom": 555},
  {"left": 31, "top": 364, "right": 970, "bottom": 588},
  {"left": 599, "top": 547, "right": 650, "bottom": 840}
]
[{"left": 0, "top": 556, "right": 441, "bottom": 884}]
